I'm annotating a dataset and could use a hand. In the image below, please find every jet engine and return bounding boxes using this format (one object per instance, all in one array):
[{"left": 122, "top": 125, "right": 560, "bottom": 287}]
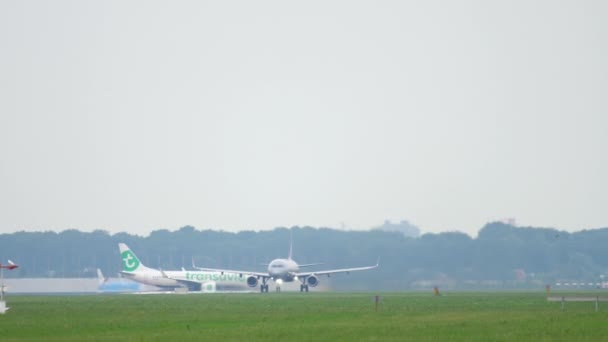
[
  {"left": 201, "top": 281, "right": 216, "bottom": 293},
  {"left": 246, "top": 275, "right": 259, "bottom": 288},
  {"left": 306, "top": 275, "right": 319, "bottom": 287}
]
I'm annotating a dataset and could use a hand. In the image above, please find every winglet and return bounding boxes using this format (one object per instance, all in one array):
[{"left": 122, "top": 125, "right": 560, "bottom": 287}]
[
  {"left": 288, "top": 230, "right": 293, "bottom": 260},
  {"left": 192, "top": 257, "right": 206, "bottom": 271}
]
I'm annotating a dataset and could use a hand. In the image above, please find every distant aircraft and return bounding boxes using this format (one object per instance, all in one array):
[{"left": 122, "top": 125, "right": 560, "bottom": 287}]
[
  {"left": 1, "top": 260, "right": 18, "bottom": 313},
  {"left": 96, "top": 269, "right": 144, "bottom": 293},
  {"left": 0, "top": 260, "right": 18, "bottom": 270},
  {"left": 118, "top": 243, "right": 245, "bottom": 292},
  {"left": 192, "top": 234, "right": 379, "bottom": 292}
]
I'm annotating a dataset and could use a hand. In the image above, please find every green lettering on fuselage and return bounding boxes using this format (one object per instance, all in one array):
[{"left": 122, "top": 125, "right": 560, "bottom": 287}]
[{"left": 185, "top": 272, "right": 245, "bottom": 283}]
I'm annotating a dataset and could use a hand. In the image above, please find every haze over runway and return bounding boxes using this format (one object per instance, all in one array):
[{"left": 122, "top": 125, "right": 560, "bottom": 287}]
[{"left": 1, "top": 1, "right": 607, "bottom": 236}]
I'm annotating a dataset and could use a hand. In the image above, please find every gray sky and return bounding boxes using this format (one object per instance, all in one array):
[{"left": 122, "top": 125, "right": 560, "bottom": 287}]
[{"left": 1, "top": 1, "right": 607, "bottom": 236}]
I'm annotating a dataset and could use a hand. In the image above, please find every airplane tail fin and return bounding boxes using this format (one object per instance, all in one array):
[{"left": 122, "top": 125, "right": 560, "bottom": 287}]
[
  {"left": 97, "top": 269, "right": 108, "bottom": 286},
  {"left": 288, "top": 230, "right": 293, "bottom": 260},
  {"left": 119, "top": 243, "right": 147, "bottom": 273}
]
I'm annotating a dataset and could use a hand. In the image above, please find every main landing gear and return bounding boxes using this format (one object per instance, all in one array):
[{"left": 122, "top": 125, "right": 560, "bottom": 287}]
[
  {"left": 300, "top": 284, "right": 309, "bottom": 292},
  {"left": 260, "top": 279, "right": 283, "bottom": 293}
]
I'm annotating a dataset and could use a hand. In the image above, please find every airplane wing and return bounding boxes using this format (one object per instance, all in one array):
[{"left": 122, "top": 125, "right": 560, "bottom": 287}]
[
  {"left": 192, "top": 258, "right": 268, "bottom": 278},
  {"left": 298, "top": 263, "right": 324, "bottom": 268},
  {"left": 296, "top": 261, "right": 379, "bottom": 278},
  {"left": 190, "top": 266, "right": 268, "bottom": 278},
  {"left": 173, "top": 278, "right": 210, "bottom": 289},
  {"left": 157, "top": 270, "right": 207, "bottom": 289},
  {"left": 120, "top": 269, "right": 218, "bottom": 291}
]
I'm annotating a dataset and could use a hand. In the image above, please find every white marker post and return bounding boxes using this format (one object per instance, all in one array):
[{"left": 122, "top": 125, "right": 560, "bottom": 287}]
[{"left": 373, "top": 295, "right": 383, "bottom": 312}]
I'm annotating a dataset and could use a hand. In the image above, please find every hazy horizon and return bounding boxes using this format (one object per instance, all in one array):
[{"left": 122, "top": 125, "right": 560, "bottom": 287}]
[{"left": 1, "top": 1, "right": 607, "bottom": 236}]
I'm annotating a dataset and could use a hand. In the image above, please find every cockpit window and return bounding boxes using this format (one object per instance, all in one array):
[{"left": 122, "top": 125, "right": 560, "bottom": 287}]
[{"left": 271, "top": 264, "right": 283, "bottom": 268}]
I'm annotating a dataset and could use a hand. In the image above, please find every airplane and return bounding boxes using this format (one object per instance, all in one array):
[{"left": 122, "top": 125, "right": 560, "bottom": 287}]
[
  {"left": 0, "top": 260, "right": 18, "bottom": 270},
  {"left": 192, "top": 234, "right": 379, "bottom": 292},
  {"left": 1, "top": 260, "right": 18, "bottom": 312},
  {"left": 96, "top": 268, "right": 145, "bottom": 293},
  {"left": 118, "top": 243, "right": 246, "bottom": 292}
]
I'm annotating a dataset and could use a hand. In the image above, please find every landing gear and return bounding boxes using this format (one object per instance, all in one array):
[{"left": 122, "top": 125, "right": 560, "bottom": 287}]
[
  {"left": 260, "top": 281, "right": 269, "bottom": 293},
  {"left": 276, "top": 285, "right": 281, "bottom": 293},
  {"left": 300, "top": 284, "right": 309, "bottom": 292}
]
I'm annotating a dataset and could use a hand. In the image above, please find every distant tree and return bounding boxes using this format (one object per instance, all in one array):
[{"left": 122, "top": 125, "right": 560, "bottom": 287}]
[{"left": 373, "top": 219, "right": 420, "bottom": 237}]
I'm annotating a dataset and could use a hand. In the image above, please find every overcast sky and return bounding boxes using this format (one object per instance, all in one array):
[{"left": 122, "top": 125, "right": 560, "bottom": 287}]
[{"left": 1, "top": 1, "right": 606, "bottom": 236}]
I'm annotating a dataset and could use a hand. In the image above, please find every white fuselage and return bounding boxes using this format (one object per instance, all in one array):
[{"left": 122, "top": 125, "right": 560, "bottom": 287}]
[
  {"left": 123, "top": 268, "right": 248, "bottom": 288},
  {"left": 267, "top": 258, "right": 300, "bottom": 282}
]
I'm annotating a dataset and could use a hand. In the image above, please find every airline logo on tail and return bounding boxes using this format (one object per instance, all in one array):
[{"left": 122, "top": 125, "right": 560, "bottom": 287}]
[{"left": 121, "top": 249, "right": 140, "bottom": 272}]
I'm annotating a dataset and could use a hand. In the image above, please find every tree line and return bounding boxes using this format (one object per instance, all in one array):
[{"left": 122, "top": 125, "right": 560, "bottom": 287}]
[{"left": 1, "top": 222, "right": 607, "bottom": 290}]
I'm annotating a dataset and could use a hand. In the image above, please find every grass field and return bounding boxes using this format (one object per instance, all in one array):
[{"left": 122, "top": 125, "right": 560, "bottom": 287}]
[{"left": 1, "top": 291, "right": 608, "bottom": 341}]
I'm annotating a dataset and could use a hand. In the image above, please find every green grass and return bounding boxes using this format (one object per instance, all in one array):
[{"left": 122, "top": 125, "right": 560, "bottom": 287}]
[{"left": 1, "top": 292, "right": 608, "bottom": 341}]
